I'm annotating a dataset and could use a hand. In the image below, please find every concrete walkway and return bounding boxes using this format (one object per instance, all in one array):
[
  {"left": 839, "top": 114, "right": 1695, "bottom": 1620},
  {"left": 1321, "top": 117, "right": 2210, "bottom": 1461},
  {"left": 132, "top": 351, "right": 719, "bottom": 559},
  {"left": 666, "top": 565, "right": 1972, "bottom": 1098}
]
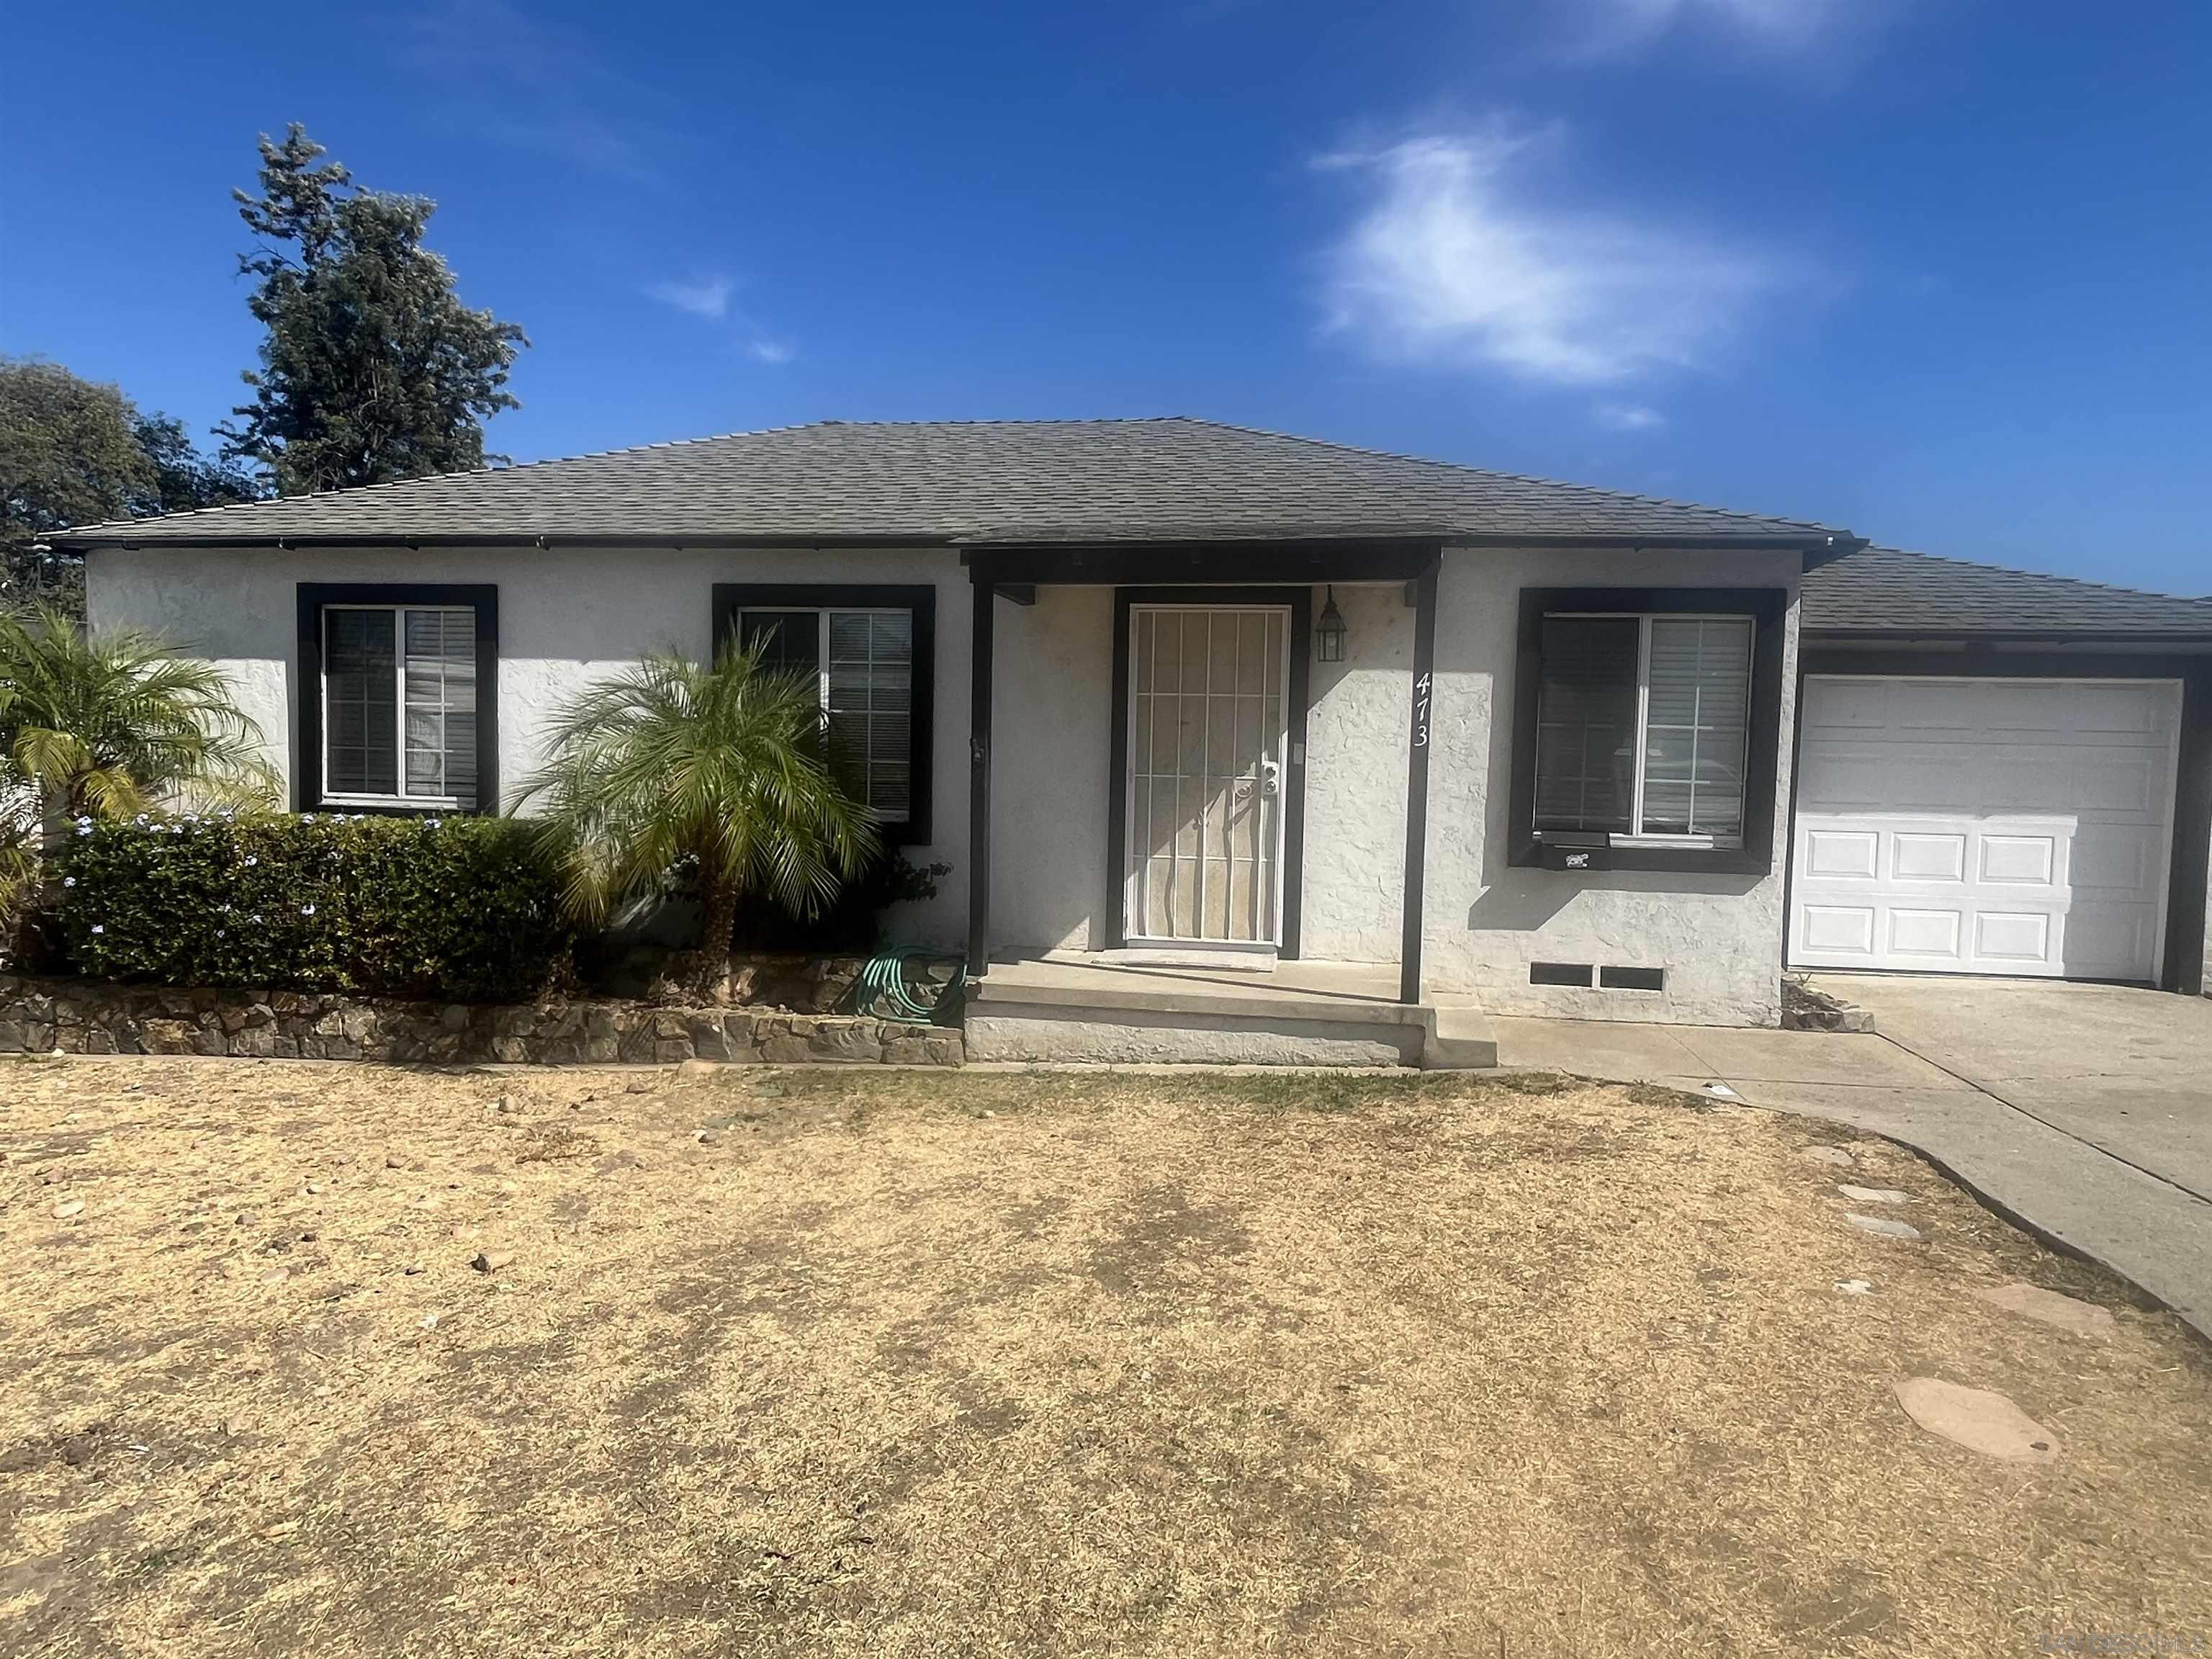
[{"left": 1491, "top": 989, "right": 2212, "bottom": 1341}]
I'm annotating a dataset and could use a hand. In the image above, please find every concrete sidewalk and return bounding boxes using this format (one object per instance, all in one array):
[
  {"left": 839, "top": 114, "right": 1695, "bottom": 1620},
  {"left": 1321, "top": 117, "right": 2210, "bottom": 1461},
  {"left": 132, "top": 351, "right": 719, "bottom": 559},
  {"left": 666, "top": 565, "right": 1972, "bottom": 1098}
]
[{"left": 1491, "top": 1012, "right": 2212, "bottom": 1341}]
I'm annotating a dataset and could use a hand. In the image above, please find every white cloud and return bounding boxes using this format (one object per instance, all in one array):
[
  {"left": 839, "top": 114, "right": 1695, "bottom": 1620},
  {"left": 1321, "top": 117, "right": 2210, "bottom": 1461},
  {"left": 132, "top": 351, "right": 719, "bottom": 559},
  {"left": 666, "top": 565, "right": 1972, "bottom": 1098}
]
[
  {"left": 745, "top": 338, "right": 795, "bottom": 366},
  {"left": 648, "top": 276, "right": 735, "bottom": 320},
  {"left": 1557, "top": 0, "right": 1855, "bottom": 57},
  {"left": 1318, "top": 125, "right": 1793, "bottom": 386},
  {"left": 407, "top": 0, "right": 673, "bottom": 182},
  {"left": 1595, "top": 401, "right": 1665, "bottom": 431}
]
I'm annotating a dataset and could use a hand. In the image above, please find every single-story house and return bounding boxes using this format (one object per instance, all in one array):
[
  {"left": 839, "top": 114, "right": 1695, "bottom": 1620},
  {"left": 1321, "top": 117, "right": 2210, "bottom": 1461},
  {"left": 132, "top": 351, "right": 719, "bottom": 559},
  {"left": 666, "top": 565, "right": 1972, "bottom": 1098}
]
[{"left": 56, "top": 419, "right": 2212, "bottom": 1064}]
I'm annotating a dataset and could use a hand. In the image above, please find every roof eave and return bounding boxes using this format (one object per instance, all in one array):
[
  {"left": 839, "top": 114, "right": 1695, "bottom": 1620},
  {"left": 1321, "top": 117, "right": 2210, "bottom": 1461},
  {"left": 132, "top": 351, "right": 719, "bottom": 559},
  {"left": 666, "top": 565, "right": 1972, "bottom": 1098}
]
[{"left": 63, "top": 526, "right": 1861, "bottom": 554}]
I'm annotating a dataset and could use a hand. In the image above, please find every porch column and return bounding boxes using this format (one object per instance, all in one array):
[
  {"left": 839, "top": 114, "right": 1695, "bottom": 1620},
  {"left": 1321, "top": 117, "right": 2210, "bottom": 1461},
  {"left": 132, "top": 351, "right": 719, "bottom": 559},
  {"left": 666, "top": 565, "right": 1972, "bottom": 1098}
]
[
  {"left": 1400, "top": 555, "right": 1441, "bottom": 1004},
  {"left": 966, "top": 574, "right": 994, "bottom": 976}
]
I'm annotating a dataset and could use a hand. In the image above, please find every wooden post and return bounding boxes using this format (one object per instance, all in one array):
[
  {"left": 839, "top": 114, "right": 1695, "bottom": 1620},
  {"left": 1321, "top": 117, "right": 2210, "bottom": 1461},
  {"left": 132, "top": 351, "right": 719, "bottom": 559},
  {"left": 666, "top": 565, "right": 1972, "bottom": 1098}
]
[
  {"left": 967, "top": 575, "right": 994, "bottom": 975},
  {"left": 1400, "top": 555, "right": 1441, "bottom": 1005}
]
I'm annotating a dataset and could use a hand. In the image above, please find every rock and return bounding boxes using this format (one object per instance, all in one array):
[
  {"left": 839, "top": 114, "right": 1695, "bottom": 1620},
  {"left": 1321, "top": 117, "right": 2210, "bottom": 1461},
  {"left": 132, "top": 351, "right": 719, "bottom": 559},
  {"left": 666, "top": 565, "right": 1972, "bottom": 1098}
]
[
  {"left": 470, "top": 1249, "right": 514, "bottom": 1274},
  {"left": 51, "top": 1197, "right": 84, "bottom": 1220},
  {"left": 1835, "top": 1279, "right": 1876, "bottom": 1295},
  {"left": 1972, "top": 1282, "right": 2117, "bottom": 1339},
  {"left": 1845, "top": 1213, "right": 1922, "bottom": 1241},
  {"left": 403, "top": 1262, "right": 425, "bottom": 1276},
  {"left": 1838, "top": 1184, "right": 1910, "bottom": 1205},
  {"left": 1893, "top": 1377, "right": 2061, "bottom": 1462},
  {"left": 261, "top": 1265, "right": 290, "bottom": 1285},
  {"left": 303, "top": 1181, "right": 324, "bottom": 1196},
  {"left": 490, "top": 1096, "right": 513, "bottom": 1114},
  {"left": 385, "top": 1154, "right": 408, "bottom": 1170},
  {"left": 419, "top": 1313, "right": 439, "bottom": 1331},
  {"left": 693, "top": 1128, "right": 721, "bottom": 1145},
  {"left": 1799, "top": 1146, "right": 1854, "bottom": 1167},
  {"left": 624, "top": 1076, "right": 655, "bottom": 1094},
  {"left": 676, "top": 1056, "right": 721, "bottom": 1081}
]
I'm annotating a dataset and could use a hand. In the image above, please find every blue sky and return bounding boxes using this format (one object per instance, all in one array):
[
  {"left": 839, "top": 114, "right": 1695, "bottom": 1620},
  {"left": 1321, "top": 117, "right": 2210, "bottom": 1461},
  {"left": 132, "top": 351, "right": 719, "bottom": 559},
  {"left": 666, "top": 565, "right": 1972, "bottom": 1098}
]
[{"left": 6, "top": 1, "right": 2208, "bottom": 593}]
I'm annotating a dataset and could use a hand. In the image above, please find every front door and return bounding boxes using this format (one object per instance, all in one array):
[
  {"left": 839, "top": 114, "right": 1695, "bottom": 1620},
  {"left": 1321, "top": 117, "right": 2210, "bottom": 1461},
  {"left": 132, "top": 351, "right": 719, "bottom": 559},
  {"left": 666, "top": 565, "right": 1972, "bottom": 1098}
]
[{"left": 1124, "top": 604, "right": 1290, "bottom": 949}]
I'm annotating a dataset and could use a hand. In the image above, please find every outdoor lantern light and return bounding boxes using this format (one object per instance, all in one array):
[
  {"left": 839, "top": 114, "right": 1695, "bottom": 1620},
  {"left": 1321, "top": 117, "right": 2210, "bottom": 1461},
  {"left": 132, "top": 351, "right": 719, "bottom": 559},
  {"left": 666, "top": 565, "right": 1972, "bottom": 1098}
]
[{"left": 1315, "top": 586, "right": 1348, "bottom": 662}]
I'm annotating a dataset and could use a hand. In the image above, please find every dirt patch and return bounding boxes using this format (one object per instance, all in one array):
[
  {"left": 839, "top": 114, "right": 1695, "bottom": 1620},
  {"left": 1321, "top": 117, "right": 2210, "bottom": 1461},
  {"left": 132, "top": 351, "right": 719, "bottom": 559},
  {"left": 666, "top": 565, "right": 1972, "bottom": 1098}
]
[{"left": 1, "top": 1056, "right": 2208, "bottom": 1657}]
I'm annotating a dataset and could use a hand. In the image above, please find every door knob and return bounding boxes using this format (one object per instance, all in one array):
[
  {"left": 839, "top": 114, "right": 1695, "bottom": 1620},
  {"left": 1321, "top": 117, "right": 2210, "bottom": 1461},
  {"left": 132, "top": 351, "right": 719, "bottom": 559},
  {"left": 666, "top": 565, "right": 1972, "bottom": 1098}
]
[{"left": 1259, "top": 758, "right": 1282, "bottom": 798}]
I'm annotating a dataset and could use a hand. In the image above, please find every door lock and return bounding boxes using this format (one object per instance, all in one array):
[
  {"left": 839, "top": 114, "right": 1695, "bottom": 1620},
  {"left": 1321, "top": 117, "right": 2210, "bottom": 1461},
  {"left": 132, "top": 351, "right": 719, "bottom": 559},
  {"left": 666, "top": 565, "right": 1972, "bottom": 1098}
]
[{"left": 1258, "top": 758, "right": 1282, "bottom": 798}]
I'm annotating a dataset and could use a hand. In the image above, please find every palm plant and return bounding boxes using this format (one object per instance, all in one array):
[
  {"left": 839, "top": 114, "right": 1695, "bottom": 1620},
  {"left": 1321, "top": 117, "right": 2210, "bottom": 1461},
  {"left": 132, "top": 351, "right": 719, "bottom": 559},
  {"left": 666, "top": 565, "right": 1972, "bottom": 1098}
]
[
  {"left": 0, "top": 606, "right": 275, "bottom": 923},
  {"left": 520, "top": 643, "right": 881, "bottom": 994}
]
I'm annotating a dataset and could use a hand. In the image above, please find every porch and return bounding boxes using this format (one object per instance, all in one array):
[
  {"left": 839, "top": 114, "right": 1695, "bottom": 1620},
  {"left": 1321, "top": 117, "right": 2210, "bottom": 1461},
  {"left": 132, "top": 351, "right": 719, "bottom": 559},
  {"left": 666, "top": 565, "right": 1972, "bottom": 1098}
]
[{"left": 963, "top": 951, "right": 1498, "bottom": 1069}]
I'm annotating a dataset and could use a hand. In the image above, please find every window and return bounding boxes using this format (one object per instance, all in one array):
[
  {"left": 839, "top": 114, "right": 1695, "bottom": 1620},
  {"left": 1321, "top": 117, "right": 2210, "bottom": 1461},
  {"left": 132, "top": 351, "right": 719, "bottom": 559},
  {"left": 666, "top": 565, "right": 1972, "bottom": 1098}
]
[
  {"left": 1534, "top": 613, "right": 1753, "bottom": 845},
  {"left": 711, "top": 584, "right": 935, "bottom": 841},
  {"left": 297, "top": 585, "right": 497, "bottom": 813},
  {"left": 1509, "top": 587, "right": 1786, "bottom": 875},
  {"left": 737, "top": 608, "right": 914, "bottom": 822}
]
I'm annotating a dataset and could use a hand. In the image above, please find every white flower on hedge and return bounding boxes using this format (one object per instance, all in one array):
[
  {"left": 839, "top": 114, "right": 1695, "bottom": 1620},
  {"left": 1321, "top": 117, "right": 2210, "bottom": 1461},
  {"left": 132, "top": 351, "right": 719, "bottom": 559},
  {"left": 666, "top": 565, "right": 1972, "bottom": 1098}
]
[
  {"left": 243, "top": 855, "right": 258, "bottom": 867},
  {"left": 90, "top": 925, "right": 104, "bottom": 935},
  {"left": 301, "top": 814, "right": 316, "bottom": 824},
  {"left": 300, "top": 904, "right": 315, "bottom": 916},
  {"left": 75, "top": 824, "right": 92, "bottom": 837},
  {"left": 62, "top": 876, "right": 75, "bottom": 888}
]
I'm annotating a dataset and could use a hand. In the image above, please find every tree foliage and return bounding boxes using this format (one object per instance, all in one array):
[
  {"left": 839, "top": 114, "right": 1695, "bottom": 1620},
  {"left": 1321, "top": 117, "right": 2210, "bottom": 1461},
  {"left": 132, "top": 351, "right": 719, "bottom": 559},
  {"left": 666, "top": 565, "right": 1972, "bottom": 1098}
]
[
  {"left": 0, "top": 605, "right": 276, "bottom": 826},
  {"left": 521, "top": 644, "right": 881, "bottom": 994},
  {"left": 217, "top": 125, "right": 529, "bottom": 495},
  {"left": 0, "top": 357, "right": 257, "bottom": 612}
]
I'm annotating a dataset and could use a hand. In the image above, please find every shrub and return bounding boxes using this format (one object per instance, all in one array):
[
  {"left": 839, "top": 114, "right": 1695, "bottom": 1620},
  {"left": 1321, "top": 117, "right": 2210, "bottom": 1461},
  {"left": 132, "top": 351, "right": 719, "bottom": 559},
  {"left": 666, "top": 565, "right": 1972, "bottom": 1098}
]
[{"left": 53, "top": 811, "right": 572, "bottom": 1002}]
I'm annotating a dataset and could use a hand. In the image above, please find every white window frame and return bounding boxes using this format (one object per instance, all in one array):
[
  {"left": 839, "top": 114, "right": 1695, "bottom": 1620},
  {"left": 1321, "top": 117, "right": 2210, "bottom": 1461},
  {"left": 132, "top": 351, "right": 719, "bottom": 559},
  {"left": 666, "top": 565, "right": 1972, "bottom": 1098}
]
[
  {"left": 737, "top": 605, "right": 914, "bottom": 825},
  {"left": 319, "top": 603, "right": 476, "bottom": 811},
  {"left": 1536, "top": 611, "right": 1755, "bottom": 850}
]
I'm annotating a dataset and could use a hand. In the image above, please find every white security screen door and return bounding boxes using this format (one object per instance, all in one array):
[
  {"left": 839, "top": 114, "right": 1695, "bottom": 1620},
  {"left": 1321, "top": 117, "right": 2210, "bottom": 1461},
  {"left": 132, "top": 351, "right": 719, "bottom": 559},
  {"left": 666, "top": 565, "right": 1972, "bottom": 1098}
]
[
  {"left": 1125, "top": 605, "right": 1291, "bottom": 948},
  {"left": 1790, "top": 676, "right": 2182, "bottom": 981}
]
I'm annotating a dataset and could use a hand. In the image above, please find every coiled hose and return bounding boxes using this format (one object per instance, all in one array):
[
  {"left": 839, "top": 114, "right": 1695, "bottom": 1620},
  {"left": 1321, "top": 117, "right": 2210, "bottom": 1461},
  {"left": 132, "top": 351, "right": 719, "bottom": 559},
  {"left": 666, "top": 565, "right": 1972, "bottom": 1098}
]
[{"left": 856, "top": 950, "right": 961, "bottom": 1023}]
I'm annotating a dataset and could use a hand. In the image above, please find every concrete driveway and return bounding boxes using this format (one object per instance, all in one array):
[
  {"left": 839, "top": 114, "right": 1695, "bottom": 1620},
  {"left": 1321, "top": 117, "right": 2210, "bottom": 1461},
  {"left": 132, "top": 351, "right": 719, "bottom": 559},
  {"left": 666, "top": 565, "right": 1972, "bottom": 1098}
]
[
  {"left": 1820, "top": 975, "right": 2212, "bottom": 1202},
  {"left": 1490, "top": 977, "right": 2212, "bottom": 1339}
]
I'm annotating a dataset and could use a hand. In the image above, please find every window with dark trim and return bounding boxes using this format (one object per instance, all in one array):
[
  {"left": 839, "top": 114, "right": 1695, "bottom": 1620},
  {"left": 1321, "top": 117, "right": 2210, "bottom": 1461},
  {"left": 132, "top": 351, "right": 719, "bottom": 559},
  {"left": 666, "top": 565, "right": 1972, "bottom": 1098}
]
[
  {"left": 296, "top": 585, "right": 499, "bottom": 814},
  {"left": 711, "top": 584, "right": 935, "bottom": 843},
  {"left": 1509, "top": 587, "right": 1787, "bottom": 874}
]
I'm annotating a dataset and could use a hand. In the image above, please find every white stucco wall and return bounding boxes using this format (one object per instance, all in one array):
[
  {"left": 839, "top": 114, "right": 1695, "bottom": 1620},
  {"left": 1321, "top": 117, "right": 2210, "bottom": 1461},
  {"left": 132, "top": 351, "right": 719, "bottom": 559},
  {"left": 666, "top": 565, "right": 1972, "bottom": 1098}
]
[
  {"left": 84, "top": 542, "right": 975, "bottom": 948},
  {"left": 990, "top": 586, "right": 1114, "bottom": 954},
  {"left": 1299, "top": 583, "right": 1413, "bottom": 962},
  {"left": 87, "top": 540, "right": 1803, "bottom": 1024},
  {"left": 1422, "top": 545, "right": 1802, "bottom": 1027}
]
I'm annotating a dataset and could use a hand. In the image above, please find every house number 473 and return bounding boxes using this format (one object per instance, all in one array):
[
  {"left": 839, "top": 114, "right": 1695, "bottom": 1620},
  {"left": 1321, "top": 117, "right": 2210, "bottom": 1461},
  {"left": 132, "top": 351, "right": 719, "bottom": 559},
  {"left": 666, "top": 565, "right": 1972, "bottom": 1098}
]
[{"left": 1412, "top": 672, "right": 1431, "bottom": 748}]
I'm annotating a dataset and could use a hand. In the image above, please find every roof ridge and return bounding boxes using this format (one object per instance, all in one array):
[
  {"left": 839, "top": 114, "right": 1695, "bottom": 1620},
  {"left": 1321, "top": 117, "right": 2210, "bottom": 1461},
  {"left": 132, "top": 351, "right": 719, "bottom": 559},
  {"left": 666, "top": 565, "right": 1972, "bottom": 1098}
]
[
  {"left": 1173, "top": 417, "right": 1830, "bottom": 534},
  {"left": 1856, "top": 544, "right": 2212, "bottom": 608}
]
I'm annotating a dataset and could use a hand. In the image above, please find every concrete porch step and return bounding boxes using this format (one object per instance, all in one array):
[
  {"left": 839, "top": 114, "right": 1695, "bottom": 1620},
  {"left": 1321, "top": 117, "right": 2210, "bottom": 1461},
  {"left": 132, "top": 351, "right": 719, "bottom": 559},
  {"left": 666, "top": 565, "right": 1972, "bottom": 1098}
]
[{"left": 963, "top": 955, "right": 1493, "bottom": 1069}]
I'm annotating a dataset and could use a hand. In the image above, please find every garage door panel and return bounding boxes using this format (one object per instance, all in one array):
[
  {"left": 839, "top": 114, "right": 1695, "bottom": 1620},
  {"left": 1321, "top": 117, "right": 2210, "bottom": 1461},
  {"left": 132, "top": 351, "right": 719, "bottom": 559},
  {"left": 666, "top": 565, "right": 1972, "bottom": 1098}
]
[
  {"left": 1889, "top": 908, "right": 1964, "bottom": 960},
  {"left": 1890, "top": 831, "right": 1966, "bottom": 881},
  {"left": 1791, "top": 677, "right": 2179, "bottom": 983},
  {"left": 2069, "top": 826, "right": 2159, "bottom": 894},
  {"left": 1804, "top": 828, "right": 1878, "bottom": 880},
  {"left": 1978, "top": 833, "right": 2057, "bottom": 886},
  {"left": 1802, "top": 905, "right": 1876, "bottom": 955}
]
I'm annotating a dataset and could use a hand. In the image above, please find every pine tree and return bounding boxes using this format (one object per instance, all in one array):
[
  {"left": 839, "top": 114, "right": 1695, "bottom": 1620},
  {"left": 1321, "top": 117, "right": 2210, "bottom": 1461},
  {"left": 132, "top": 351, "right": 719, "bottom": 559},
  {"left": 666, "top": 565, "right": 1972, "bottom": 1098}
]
[{"left": 218, "top": 125, "right": 529, "bottom": 495}]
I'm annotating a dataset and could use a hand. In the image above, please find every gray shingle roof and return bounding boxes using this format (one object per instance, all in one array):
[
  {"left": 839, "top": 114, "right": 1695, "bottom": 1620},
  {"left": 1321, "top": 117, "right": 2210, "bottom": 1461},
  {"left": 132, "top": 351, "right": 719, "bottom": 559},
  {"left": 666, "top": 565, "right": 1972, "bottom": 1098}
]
[
  {"left": 1802, "top": 544, "right": 2212, "bottom": 638},
  {"left": 54, "top": 417, "right": 1847, "bottom": 549}
]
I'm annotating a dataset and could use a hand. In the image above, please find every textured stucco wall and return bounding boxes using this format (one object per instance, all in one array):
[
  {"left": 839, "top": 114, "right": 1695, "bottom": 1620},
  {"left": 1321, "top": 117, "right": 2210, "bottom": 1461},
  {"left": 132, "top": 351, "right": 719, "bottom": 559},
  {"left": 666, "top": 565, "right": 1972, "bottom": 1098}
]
[
  {"left": 85, "top": 542, "right": 974, "bottom": 948},
  {"left": 989, "top": 586, "right": 1114, "bottom": 954},
  {"left": 1421, "top": 545, "right": 1802, "bottom": 1025},
  {"left": 1299, "top": 584, "right": 1413, "bottom": 962},
  {"left": 88, "top": 542, "right": 1804, "bottom": 1023}
]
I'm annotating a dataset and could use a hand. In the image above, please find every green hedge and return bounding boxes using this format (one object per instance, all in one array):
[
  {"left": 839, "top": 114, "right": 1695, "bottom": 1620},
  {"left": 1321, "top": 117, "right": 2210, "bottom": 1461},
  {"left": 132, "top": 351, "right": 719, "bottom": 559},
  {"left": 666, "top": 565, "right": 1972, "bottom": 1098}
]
[{"left": 54, "top": 811, "right": 573, "bottom": 1002}]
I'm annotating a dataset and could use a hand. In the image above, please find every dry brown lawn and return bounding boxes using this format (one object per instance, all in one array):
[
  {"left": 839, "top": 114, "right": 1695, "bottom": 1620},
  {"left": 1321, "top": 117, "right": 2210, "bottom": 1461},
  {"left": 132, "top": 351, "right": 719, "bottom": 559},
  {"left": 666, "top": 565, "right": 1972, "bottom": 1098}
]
[{"left": 2, "top": 1054, "right": 2208, "bottom": 1658}]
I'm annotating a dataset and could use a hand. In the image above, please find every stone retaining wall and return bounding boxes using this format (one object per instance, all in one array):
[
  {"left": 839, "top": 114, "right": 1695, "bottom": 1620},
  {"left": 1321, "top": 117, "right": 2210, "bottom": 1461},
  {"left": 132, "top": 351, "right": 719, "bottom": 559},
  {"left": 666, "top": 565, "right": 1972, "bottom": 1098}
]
[{"left": 0, "top": 976, "right": 963, "bottom": 1068}]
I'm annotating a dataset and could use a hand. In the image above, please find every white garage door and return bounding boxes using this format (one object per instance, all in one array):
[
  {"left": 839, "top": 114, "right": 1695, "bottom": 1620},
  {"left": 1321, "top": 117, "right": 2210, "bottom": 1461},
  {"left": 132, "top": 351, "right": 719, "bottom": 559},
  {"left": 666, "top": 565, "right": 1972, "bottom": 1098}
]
[{"left": 1790, "top": 676, "right": 2181, "bottom": 981}]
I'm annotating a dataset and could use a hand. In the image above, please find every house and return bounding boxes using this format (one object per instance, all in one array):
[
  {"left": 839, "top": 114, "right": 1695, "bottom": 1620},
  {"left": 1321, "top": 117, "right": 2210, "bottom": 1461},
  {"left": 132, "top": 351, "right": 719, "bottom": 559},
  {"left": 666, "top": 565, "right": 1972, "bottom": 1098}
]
[{"left": 55, "top": 419, "right": 2212, "bottom": 1065}]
